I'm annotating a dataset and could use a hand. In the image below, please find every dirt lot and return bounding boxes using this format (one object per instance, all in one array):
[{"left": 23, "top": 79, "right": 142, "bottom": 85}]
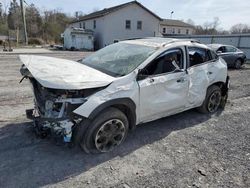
[{"left": 0, "top": 51, "right": 249, "bottom": 188}]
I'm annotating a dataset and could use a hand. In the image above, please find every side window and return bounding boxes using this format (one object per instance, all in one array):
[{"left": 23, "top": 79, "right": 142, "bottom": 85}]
[
  {"left": 125, "top": 20, "right": 131, "bottom": 29},
  {"left": 209, "top": 50, "right": 218, "bottom": 60},
  {"left": 163, "top": 28, "right": 166, "bottom": 33},
  {"left": 188, "top": 47, "right": 211, "bottom": 67},
  {"left": 225, "top": 46, "right": 237, "bottom": 53},
  {"left": 144, "top": 48, "right": 183, "bottom": 75},
  {"left": 137, "top": 21, "right": 142, "bottom": 30},
  {"left": 217, "top": 46, "right": 226, "bottom": 53}
]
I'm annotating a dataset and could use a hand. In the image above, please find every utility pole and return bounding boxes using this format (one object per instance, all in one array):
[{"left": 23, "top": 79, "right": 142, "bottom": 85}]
[{"left": 20, "top": 0, "right": 28, "bottom": 45}]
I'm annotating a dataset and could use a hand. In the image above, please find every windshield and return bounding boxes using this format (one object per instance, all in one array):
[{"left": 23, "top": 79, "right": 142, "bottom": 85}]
[{"left": 81, "top": 42, "right": 157, "bottom": 77}]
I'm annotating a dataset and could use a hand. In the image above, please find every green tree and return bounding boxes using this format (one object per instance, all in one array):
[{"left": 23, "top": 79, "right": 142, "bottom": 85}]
[
  {"left": 0, "top": 2, "right": 8, "bottom": 35},
  {"left": 42, "top": 10, "right": 73, "bottom": 43},
  {"left": 7, "top": 0, "right": 22, "bottom": 44}
]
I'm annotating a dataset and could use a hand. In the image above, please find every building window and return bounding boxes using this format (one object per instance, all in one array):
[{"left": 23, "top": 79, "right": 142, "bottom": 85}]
[
  {"left": 93, "top": 20, "right": 96, "bottom": 29},
  {"left": 172, "top": 28, "right": 175, "bottom": 34},
  {"left": 186, "top": 29, "right": 189, "bottom": 34},
  {"left": 163, "top": 28, "right": 166, "bottom": 33},
  {"left": 83, "top": 22, "right": 85, "bottom": 29},
  {"left": 79, "top": 22, "right": 82, "bottom": 28},
  {"left": 125, "top": 20, "right": 131, "bottom": 29},
  {"left": 178, "top": 29, "right": 181, "bottom": 34},
  {"left": 137, "top": 21, "right": 142, "bottom": 30}
]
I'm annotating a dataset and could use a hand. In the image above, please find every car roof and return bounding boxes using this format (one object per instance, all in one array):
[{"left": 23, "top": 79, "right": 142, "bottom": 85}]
[
  {"left": 207, "top": 43, "right": 237, "bottom": 50},
  {"left": 122, "top": 37, "right": 209, "bottom": 49}
]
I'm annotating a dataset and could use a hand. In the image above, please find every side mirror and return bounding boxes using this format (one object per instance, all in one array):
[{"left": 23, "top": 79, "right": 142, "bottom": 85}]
[
  {"left": 137, "top": 69, "right": 149, "bottom": 81},
  {"left": 217, "top": 51, "right": 222, "bottom": 54}
]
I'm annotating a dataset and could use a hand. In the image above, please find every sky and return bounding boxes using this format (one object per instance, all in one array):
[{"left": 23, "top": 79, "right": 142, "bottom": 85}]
[{"left": 2, "top": 0, "right": 250, "bottom": 30}]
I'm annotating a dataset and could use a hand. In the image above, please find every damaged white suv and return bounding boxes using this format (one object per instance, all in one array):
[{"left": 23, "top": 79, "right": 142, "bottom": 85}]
[{"left": 20, "top": 38, "right": 229, "bottom": 153}]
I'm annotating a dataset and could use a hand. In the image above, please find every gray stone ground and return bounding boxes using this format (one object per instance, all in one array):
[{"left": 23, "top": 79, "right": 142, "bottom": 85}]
[{"left": 0, "top": 50, "right": 249, "bottom": 188}]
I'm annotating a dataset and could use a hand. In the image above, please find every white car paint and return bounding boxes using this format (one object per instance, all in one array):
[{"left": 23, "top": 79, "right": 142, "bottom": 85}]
[
  {"left": 19, "top": 55, "right": 115, "bottom": 90},
  {"left": 73, "top": 41, "right": 227, "bottom": 125},
  {"left": 21, "top": 39, "right": 228, "bottom": 127}
]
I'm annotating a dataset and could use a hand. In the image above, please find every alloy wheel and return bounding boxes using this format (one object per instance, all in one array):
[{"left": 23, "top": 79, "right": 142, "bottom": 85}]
[
  {"left": 95, "top": 119, "right": 126, "bottom": 152},
  {"left": 207, "top": 91, "right": 222, "bottom": 113}
]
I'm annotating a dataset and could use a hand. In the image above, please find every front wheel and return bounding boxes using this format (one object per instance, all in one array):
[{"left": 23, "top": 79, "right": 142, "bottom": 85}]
[
  {"left": 80, "top": 107, "right": 129, "bottom": 153},
  {"left": 197, "top": 85, "right": 222, "bottom": 114}
]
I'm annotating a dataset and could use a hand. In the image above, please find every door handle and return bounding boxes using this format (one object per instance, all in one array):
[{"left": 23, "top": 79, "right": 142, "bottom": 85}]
[
  {"left": 207, "top": 71, "right": 213, "bottom": 75},
  {"left": 149, "top": 78, "right": 154, "bottom": 83}
]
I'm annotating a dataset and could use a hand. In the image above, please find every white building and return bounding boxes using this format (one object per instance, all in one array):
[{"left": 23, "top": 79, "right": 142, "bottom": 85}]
[
  {"left": 63, "top": 27, "right": 94, "bottom": 50},
  {"left": 160, "top": 19, "right": 195, "bottom": 35},
  {"left": 70, "top": 1, "right": 161, "bottom": 49}
]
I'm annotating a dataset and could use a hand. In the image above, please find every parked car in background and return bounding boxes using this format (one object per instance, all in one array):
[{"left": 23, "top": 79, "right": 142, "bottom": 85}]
[
  {"left": 20, "top": 38, "right": 229, "bottom": 153},
  {"left": 208, "top": 44, "right": 247, "bottom": 69}
]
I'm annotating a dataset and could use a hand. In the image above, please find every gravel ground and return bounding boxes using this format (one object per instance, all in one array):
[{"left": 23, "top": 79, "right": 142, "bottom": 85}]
[{"left": 0, "top": 51, "right": 249, "bottom": 188}]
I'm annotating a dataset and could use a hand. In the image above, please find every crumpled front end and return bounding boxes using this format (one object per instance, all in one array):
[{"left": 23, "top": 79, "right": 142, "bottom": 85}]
[
  {"left": 21, "top": 65, "right": 103, "bottom": 143},
  {"left": 27, "top": 79, "right": 85, "bottom": 142}
]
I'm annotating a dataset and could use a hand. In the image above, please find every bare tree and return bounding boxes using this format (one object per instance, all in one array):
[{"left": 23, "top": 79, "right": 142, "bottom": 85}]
[
  {"left": 212, "top": 17, "right": 220, "bottom": 30},
  {"left": 186, "top": 19, "right": 195, "bottom": 26},
  {"left": 194, "top": 17, "right": 221, "bottom": 35},
  {"left": 230, "top": 23, "right": 249, "bottom": 34}
]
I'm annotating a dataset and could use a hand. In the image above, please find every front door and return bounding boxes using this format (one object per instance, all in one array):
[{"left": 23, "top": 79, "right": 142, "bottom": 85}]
[{"left": 138, "top": 47, "right": 189, "bottom": 123}]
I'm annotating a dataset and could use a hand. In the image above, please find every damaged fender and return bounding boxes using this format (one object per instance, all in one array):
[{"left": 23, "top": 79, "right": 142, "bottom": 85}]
[{"left": 73, "top": 72, "right": 140, "bottom": 124}]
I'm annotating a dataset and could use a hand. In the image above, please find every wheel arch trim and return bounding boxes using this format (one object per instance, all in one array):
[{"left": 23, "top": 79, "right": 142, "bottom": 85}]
[{"left": 88, "top": 98, "right": 137, "bottom": 130}]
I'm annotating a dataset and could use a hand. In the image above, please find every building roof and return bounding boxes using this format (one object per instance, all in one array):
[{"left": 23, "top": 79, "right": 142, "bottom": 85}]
[
  {"left": 160, "top": 19, "right": 194, "bottom": 28},
  {"left": 71, "top": 1, "right": 161, "bottom": 23},
  {"left": 70, "top": 27, "right": 93, "bottom": 33}
]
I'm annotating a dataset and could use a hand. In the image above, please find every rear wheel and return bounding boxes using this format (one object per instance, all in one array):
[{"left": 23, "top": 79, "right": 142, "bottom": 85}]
[
  {"left": 197, "top": 85, "right": 222, "bottom": 114},
  {"left": 80, "top": 107, "right": 129, "bottom": 153},
  {"left": 234, "top": 59, "right": 242, "bottom": 69}
]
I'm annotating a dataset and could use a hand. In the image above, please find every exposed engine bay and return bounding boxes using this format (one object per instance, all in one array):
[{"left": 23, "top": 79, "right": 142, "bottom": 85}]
[{"left": 20, "top": 64, "right": 103, "bottom": 143}]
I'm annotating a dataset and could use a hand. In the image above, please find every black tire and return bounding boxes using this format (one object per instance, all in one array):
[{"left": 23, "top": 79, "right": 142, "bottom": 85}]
[
  {"left": 234, "top": 59, "right": 242, "bottom": 69},
  {"left": 197, "top": 85, "right": 222, "bottom": 114},
  {"left": 80, "top": 107, "right": 129, "bottom": 153}
]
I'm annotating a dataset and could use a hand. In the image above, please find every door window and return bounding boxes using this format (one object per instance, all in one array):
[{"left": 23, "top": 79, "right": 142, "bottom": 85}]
[
  {"left": 188, "top": 47, "right": 211, "bottom": 67},
  {"left": 144, "top": 48, "right": 184, "bottom": 75},
  {"left": 208, "top": 50, "right": 218, "bottom": 60},
  {"left": 225, "top": 46, "right": 237, "bottom": 52},
  {"left": 217, "top": 46, "right": 226, "bottom": 53}
]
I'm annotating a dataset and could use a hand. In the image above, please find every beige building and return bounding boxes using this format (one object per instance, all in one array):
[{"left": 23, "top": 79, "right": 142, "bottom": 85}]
[
  {"left": 70, "top": 1, "right": 161, "bottom": 49},
  {"left": 69, "top": 1, "right": 195, "bottom": 49},
  {"left": 160, "top": 19, "right": 194, "bottom": 35}
]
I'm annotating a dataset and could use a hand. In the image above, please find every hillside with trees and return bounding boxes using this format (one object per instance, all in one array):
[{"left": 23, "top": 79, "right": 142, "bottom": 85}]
[{"left": 0, "top": 0, "right": 73, "bottom": 45}]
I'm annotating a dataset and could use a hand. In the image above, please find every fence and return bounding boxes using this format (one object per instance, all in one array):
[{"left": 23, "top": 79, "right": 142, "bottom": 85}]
[{"left": 166, "top": 34, "right": 250, "bottom": 60}]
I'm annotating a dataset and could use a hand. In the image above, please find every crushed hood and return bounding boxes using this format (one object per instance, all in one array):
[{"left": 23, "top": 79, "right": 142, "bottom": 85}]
[{"left": 19, "top": 55, "right": 115, "bottom": 90}]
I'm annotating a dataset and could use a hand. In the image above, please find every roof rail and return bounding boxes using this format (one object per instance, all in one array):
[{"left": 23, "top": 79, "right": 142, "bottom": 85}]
[{"left": 162, "top": 38, "right": 200, "bottom": 47}]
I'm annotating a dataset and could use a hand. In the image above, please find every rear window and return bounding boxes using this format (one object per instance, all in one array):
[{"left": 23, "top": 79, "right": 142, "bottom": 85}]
[
  {"left": 225, "top": 46, "right": 237, "bottom": 52},
  {"left": 209, "top": 50, "right": 218, "bottom": 60},
  {"left": 188, "top": 47, "right": 211, "bottom": 67}
]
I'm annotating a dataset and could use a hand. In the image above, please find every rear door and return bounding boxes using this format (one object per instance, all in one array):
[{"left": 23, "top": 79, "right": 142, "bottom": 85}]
[
  {"left": 186, "top": 46, "right": 210, "bottom": 107},
  {"left": 138, "top": 47, "right": 189, "bottom": 123}
]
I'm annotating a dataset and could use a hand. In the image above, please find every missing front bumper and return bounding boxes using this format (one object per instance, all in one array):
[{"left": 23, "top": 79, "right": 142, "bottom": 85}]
[{"left": 26, "top": 109, "right": 75, "bottom": 143}]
